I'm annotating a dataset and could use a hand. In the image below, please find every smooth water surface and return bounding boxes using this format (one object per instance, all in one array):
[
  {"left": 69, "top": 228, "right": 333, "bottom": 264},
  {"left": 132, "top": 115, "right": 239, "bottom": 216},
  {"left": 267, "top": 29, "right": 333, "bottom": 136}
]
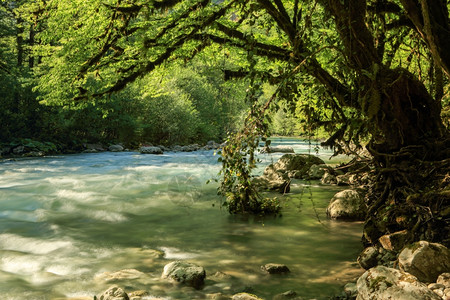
[{"left": 0, "top": 139, "right": 363, "bottom": 299}]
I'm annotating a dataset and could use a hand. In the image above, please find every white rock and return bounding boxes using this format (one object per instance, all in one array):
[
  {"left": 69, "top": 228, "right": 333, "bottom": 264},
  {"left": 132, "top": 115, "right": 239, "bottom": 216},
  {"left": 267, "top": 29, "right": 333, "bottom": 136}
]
[{"left": 356, "top": 265, "right": 440, "bottom": 300}]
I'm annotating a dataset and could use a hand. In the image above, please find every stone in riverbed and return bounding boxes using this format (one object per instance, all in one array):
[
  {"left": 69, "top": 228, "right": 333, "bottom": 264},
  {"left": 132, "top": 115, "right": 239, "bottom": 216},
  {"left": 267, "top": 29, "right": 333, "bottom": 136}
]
[
  {"left": 261, "top": 263, "right": 290, "bottom": 274},
  {"left": 139, "top": 146, "right": 163, "bottom": 154},
  {"left": 307, "top": 164, "right": 332, "bottom": 180},
  {"left": 437, "top": 272, "right": 450, "bottom": 288},
  {"left": 378, "top": 230, "right": 409, "bottom": 252},
  {"left": 109, "top": 144, "right": 124, "bottom": 152},
  {"left": 273, "top": 153, "right": 325, "bottom": 179},
  {"left": 161, "top": 260, "right": 206, "bottom": 289},
  {"left": 326, "top": 189, "right": 366, "bottom": 221},
  {"left": 356, "top": 265, "right": 440, "bottom": 300},
  {"left": 272, "top": 290, "right": 298, "bottom": 299},
  {"left": 398, "top": 241, "right": 450, "bottom": 283},
  {"left": 95, "top": 269, "right": 145, "bottom": 282},
  {"left": 252, "top": 164, "right": 290, "bottom": 193},
  {"left": 357, "top": 246, "right": 379, "bottom": 270},
  {"left": 96, "top": 286, "right": 129, "bottom": 300},
  {"left": 261, "top": 145, "right": 295, "bottom": 154},
  {"left": 231, "top": 293, "right": 263, "bottom": 300}
]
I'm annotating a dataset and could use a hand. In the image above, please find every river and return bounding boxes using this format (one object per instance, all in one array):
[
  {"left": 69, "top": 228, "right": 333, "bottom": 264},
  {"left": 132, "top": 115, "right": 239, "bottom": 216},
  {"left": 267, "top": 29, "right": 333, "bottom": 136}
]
[{"left": 0, "top": 139, "right": 363, "bottom": 299}]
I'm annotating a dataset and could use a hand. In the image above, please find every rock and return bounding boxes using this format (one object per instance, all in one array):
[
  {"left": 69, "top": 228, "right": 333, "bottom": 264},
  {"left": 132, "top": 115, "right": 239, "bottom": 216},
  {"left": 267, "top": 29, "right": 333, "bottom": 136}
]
[
  {"left": 96, "top": 286, "right": 129, "bottom": 300},
  {"left": 378, "top": 230, "right": 409, "bottom": 252},
  {"left": 273, "top": 154, "right": 325, "bottom": 179},
  {"left": 140, "top": 146, "right": 163, "bottom": 155},
  {"left": 437, "top": 273, "right": 450, "bottom": 288},
  {"left": 336, "top": 174, "right": 351, "bottom": 186},
  {"left": 261, "top": 263, "right": 290, "bottom": 274},
  {"left": 95, "top": 269, "right": 145, "bottom": 282},
  {"left": 428, "top": 283, "right": 446, "bottom": 290},
  {"left": 181, "top": 144, "right": 200, "bottom": 152},
  {"left": 356, "top": 265, "right": 440, "bottom": 300},
  {"left": 84, "top": 143, "right": 105, "bottom": 151},
  {"left": 307, "top": 164, "right": 331, "bottom": 180},
  {"left": 253, "top": 165, "right": 290, "bottom": 193},
  {"left": 109, "top": 145, "right": 124, "bottom": 152},
  {"left": 445, "top": 288, "right": 450, "bottom": 299},
  {"left": 1, "top": 147, "right": 11, "bottom": 155},
  {"left": 128, "top": 290, "right": 149, "bottom": 300},
  {"left": 24, "top": 151, "right": 45, "bottom": 157},
  {"left": 357, "top": 247, "right": 379, "bottom": 270},
  {"left": 161, "top": 261, "right": 206, "bottom": 289},
  {"left": 13, "top": 145, "right": 25, "bottom": 154},
  {"left": 261, "top": 146, "right": 295, "bottom": 154},
  {"left": 231, "top": 293, "right": 263, "bottom": 300},
  {"left": 273, "top": 290, "right": 298, "bottom": 299},
  {"left": 321, "top": 171, "right": 337, "bottom": 184},
  {"left": 207, "top": 292, "right": 232, "bottom": 300},
  {"left": 326, "top": 189, "right": 366, "bottom": 220},
  {"left": 344, "top": 282, "right": 358, "bottom": 299},
  {"left": 212, "top": 271, "right": 232, "bottom": 280},
  {"left": 204, "top": 140, "right": 221, "bottom": 150},
  {"left": 398, "top": 241, "right": 450, "bottom": 283}
]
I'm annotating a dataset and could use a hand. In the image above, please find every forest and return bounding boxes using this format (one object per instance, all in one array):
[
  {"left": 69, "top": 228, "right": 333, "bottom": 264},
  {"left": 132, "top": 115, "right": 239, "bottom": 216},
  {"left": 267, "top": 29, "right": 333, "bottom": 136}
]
[{"left": 1, "top": 0, "right": 450, "bottom": 299}]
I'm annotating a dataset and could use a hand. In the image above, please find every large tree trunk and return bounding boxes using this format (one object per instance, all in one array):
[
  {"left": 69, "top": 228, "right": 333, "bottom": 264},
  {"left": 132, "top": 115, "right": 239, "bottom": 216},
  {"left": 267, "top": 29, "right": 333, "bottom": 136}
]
[{"left": 326, "top": 0, "right": 449, "bottom": 247}]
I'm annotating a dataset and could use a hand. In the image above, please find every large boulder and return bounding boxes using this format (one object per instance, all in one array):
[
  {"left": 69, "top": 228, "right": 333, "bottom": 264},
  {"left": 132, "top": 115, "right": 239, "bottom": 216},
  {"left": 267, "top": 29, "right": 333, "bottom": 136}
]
[
  {"left": 109, "top": 144, "right": 124, "bottom": 152},
  {"left": 321, "top": 171, "right": 338, "bottom": 184},
  {"left": 356, "top": 266, "right": 440, "bottom": 300},
  {"left": 161, "top": 261, "right": 206, "bottom": 289},
  {"left": 96, "top": 286, "right": 129, "bottom": 300},
  {"left": 326, "top": 189, "right": 366, "bottom": 220},
  {"left": 140, "top": 146, "right": 163, "bottom": 155},
  {"left": 252, "top": 164, "right": 290, "bottom": 193},
  {"left": 398, "top": 241, "right": 450, "bottom": 283},
  {"left": 13, "top": 145, "right": 25, "bottom": 154},
  {"left": 272, "top": 154, "right": 325, "bottom": 179},
  {"left": 307, "top": 164, "right": 332, "bottom": 180}
]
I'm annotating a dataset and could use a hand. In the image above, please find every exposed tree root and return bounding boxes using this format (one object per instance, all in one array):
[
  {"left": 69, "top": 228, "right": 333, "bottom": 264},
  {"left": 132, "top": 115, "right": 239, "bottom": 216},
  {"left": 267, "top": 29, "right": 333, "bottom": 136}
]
[{"left": 362, "top": 139, "right": 450, "bottom": 249}]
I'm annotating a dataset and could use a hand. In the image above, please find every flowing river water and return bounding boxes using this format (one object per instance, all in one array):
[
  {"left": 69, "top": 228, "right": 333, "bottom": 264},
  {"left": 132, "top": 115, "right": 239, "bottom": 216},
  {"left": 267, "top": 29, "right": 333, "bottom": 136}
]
[{"left": 0, "top": 139, "right": 364, "bottom": 299}]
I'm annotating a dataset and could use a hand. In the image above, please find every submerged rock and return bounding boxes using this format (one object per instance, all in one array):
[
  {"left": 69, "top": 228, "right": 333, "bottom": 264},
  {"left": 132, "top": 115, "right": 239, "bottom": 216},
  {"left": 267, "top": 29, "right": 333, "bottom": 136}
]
[
  {"left": 231, "top": 293, "right": 263, "bottom": 300},
  {"left": 261, "top": 263, "right": 290, "bottom": 274},
  {"left": 96, "top": 286, "right": 129, "bottom": 300},
  {"left": 356, "top": 265, "right": 440, "bottom": 300},
  {"left": 398, "top": 241, "right": 450, "bottom": 283},
  {"left": 326, "top": 189, "right": 366, "bottom": 220},
  {"left": 161, "top": 260, "right": 206, "bottom": 289},
  {"left": 95, "top": 269, "right": 145, "bottom": 282},
  {"left": 261, "top": 145, "right": 295, "bottom": 154}
]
